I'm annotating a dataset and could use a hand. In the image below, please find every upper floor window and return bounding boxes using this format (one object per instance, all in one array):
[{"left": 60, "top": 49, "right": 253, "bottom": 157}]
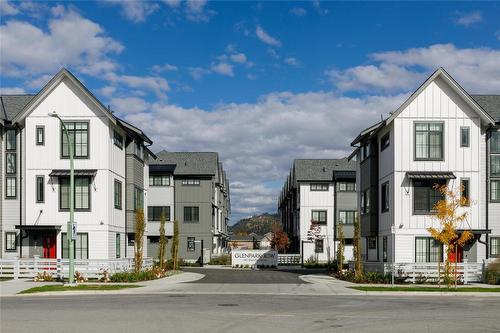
[
  {"left": 59, "top": 177, "right": 90, "bottom": 210},
  {"left": 133, "top": 187, "right": 144, "bottom": 211},
  {"left": 380, "top": 133, "right": 390, "bottom": 151},
  {"left": 36, "top": 176, "right": 45, "bottom": 203},
  {"left": 134, "top": 140, "right": 143, "bottom": 159},
  {"left": 5, "top": 177, "right": 16, "bottom": 198},
  {"left": 182, "top": 179, "right": 200, "bottom": 186},
  {"left": 150, "top": 175, "right": 170, "bottom": 186},
  {"left": 311, "top": 210, "right": 327, "bottom": 224},
  {"left": 361, "top": 143, "right": 370, "bottom": 161},
  {"left": 460, "top": 178, "right": 470, "bottom": 206},
  {"left": 413, "top": 180, "right": 445, "bottom": 214},
  {"left": 114, "top": 180, "right": 122, "bottom": 210},
  {"left": 148, "top": 206, "right": 171, "bottom": 221},
  {"left": 381, "top": 182, "right": 389, "bottom": 212},
  {"left": 6, "top": 152, "right": 16, "bottom": 174},
  {"left": 113, "top": 131, "right": 123, "bottom": 150},
  {"left": 310, "top": 183, "right": 328, "bottom": 191},
  {"left": 491, "top": 131, "right": 500, "bottom": 153},
  {"left": 415, "top": 122, "right": 443, "bottom": 161},
  {"left": 62, "top": 122, "right": 89, "bottom": 158},
  {"left": 6, "top": 129, "right": 16, "bottom": 150},
  {"left": 361, "top": 189, "right": 370, "bottom": 214},
  {"left": 339, "top": 211, "right": 357, "bottom": 225},
  {"left": 460, "top": 127, "right": 470, "bottom": 147},
  {"left": 368, "top": 237, "right": 377, "bottom": 249},
  {"left": 184, "top": 206, "right": 199, "bottom": 223},
  {"left": 337, "top": 182, "right": 356, "bottom": 192},
  {"left": 36, "top": 126, "right": 45, "bottom": 146},
  {"left": 490, "top": 131, "right": 500, "bottom": 203}
]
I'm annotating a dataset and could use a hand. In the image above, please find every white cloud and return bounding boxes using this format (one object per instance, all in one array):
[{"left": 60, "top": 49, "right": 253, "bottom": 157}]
[
  {"left": 188, "top": 67, "right": 210, "bottom": 80},
  {"left": 256, "top": 26, "right": 281, "bottom": 47},
  {"left": 289, "top": 7, "right": 307, "bottom": 17},
  {"left": 211, "top": 63, "right": 234, "bottom": 76},
  {"left": 284, "top": 57, "right": 299, "bottom": 67},
  {"left": 163, "top": 0, "right": 181, "bottom": 8},
  {"left": 111, "top": 96, "right": 150, "bottom": 113},
  {"left": 0, "top": 87, "right": 26, "bottom": 94},
  {"left": 0, "top": 1, "right": 19, "bottom": 15},
  {"left": 152, "top": 63, "right": 178, "bottom": 73},
  {"left": 185, "top": 0, "right": 215, "bottom": 22},
  {"left": 230, "top": 53, "right": 247, "bottom": 64},
  {"left": 327, "top": 44, "right": 500, "bottom": 94},
  {"left": 104, "top": 72, "right": 170, "bottom": 99},
  {"left": 99, "top": 86, "right": 116, "bottom": 98},
  {"left": 108, "top": 0, "right": 159, "bottom": 23},
  {"left": 454, "top": 10, "right": 483, "bottom": 27},
  {"left": 0, "top": 6, "right": 123, "bottom": 78}
]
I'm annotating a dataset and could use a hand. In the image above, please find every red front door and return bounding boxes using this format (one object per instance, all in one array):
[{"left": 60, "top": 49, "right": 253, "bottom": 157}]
[
  {"left": 42, "top": 233, "right": 56, "bottom": 258},
  {"left": 448, "top": 243, "right": 463, "bottom": 263}
]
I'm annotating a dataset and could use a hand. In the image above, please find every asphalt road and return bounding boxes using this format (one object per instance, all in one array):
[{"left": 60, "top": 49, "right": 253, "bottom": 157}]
[
  {"left": 2, "top": 294, "right": 499, "bottom": 333},
  {"left": 182, "top": 267, "right": 317, "bottom": 284}
]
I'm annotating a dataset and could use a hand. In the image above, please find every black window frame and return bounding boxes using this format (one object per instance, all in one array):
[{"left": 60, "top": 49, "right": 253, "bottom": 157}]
[
  {"left": 5, "top": 232, "right": 16, "bottom": 251},
  {"left": 315, "top": 239, "right": 324, "bottom": 253},
  {"left": 59, "top": 176, "right": 91, "bottom": 211},
  {"left": 128, "top": 233, "right": 135, "bottom": 246},
  {"left": 336, "top": 182, "right": 356, "bottom": 192},
  {"left": 414, "top": 122, "right": 444, "bottom": 161},
  {"left": 460, "top": 178, "right": 470, "bottom": 207},
  {"left": 36, "top": 175, "right": 45, "bottom": 203},
  {"left": 184, "top": 206, "right": 200, "bottom": 223},
  {"left": 339, "top": 210, "right": 357, "bottom": 225},
  {"left": 149, "top": 175, "right": 170, "bottom": 187},
  {"left": 61, "top": 121, "right": 89, "bottom": 159},
  {"left": 61, "top": 232, "right": 89, "bottom": 259},
  {"left": 5, "top": 152, "right": 16, "bottom": 174},
  {"left": 182, "top": 179, "right": 200, "bottom": 186},
  {"left": 311, "top": 210, "right": 327, "bottom": 224},
  {"left": 187, "top": 237, "right": 196, "bottom": 252},
  {"left": 113, "top": 130, "right": 123, "bottom": 150},
  {"left": 133, "top": 186, "right": 144, "bottom": 211},
  {"left": 6, "top": 129, "right": 16, "bottom": 150},
  {"left": 116, "top": 233, "right": 121, "bottom": 258},
  {"left": 36, "top": 126, "right": 45, "bottom": 146},
  {"left": 361, "top": 189, "right": 370, "bottom": 214},
  {"left": 381, "top": 182, "right": 389, "bottom": 213},
  {"left": 310, "top": 183, "right": 329, "bottom": 191},
  {"left": 460, "top": 126, "right": 470, "bottom": 147},
  {"left": 148, "top": 206, "right": 171, "bottom": 221},
  {"left": 491, "top": 237, "right": 500, "bottom": 258},
  {"left": 114, "top": 179, "right": 122, "bottom": 210},
  {"left": 491, "top": 180, "right": 500, "bottom": 202},
  {"left": 5, "top": 176, "right": 16, "bottom": 199},
  {"left": 368, "top": 237, "right": 376, "bottom": 250},
  {"left": 413, "top": 179, "right": 446, "bottom": 215},
  {"left": 415, "top": 237, "right": 443, "bottom": 263},
  {"left": 380, "top": 132, "right": 390, "bottom": 151}
]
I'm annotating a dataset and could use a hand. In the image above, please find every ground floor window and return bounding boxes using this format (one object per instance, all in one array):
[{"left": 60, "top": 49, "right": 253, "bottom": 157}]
[
  {"left": 5, "top": 232, "right": 16, "bottom": 251},
  {"left": 491, "top": 237, "right": 500, "bottom": 258},
  {"left": 368, "top": 237, "right": 377, "bottom": 249},
  {"left": 116, "top": 233, "right": 121, "bottom": 258},
  {"left": 415, "top": 237, "right": 442, "bottom": 262},
  {"left": 315, "top": 239, "right": 324, "bottom": 253},
  {"left": 62, "top": 233, "right": 89, "bottom": 259},
  {"left": 187, "top": 237, "right": 195, "bottom": 252},
  {"left": 128, "top": 233, "right": 135, "bottom": 246}
]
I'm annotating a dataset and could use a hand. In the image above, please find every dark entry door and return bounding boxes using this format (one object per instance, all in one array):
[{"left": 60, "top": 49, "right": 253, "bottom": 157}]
[{"left": 42, "top": 233, "right": 56, "bottom": 258}]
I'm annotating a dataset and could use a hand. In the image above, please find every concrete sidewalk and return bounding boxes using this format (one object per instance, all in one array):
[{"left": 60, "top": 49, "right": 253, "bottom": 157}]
[{"left": 0, "top": 279, "right": 61, "bottom": 296}]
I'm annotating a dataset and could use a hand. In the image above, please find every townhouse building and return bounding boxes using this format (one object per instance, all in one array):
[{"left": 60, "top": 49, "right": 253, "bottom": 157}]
[
  {"left": 148, "top": 151, "right": 230, "bottom": 263},
  {"left": 350, "top": 68, "right": 500, "bottom": 270},
  {"left": 0, "top": 69, "right": 153, "bottom": 260},
  {"left": 278, "top": 158, "right": 357, "bottom": 262}
]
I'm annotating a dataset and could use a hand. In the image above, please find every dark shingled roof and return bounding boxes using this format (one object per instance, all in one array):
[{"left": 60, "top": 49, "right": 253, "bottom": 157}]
[
  {"left": 471, "top": 95, "right": 500, "bottom": 122},
  {"left": 153, "top": 151, "right": 219, "bottom": 175},
  {"left": 293, "top": 158, "right": 355, "bottom": 182},
  {"left": 0, "top": 95, "right": 35, "bottom": 122}
]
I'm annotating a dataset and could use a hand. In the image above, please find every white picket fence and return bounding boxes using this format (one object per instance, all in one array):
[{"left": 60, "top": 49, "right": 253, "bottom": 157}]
[
  {"left": 277, "top": 254, "right": 301, "bottom": 265},
  {"left": 0, "top": 257, "right": 154, "bottom": 280}
]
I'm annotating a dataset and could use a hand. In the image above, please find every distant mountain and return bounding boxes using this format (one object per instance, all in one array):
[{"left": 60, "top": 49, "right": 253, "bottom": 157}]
[{"left": 229, "top": 213, "right": 280, "bottom": 236}]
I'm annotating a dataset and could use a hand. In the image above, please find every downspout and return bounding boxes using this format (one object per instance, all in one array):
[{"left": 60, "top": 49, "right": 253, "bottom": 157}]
[
  {"left": 333, "top": 179, "right": 337, "bottom": 263},
  {"left": 485, "top": 126, "right": 492, "bottom": 260},
  {"left": 18, "top": 125, "right": 23, "bottom": 258}
]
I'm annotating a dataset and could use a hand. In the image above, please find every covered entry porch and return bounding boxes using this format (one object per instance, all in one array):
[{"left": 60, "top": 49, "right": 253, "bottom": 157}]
[{"left": 15, "top": 225, "right": 61, "bottom": 259}]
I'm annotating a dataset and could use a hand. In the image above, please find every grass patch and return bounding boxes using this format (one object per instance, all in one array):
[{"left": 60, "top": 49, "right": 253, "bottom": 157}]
[
  {"left": 19, "top": 284, "right": 141, "bottom": 294},
  {"left": 351, "top": 286, "right": 500, "bottom": 292}
]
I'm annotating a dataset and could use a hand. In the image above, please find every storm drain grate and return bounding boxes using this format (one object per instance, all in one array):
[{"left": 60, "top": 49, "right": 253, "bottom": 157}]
[{"left": 217, "top": 303, "right": 239, "bottom": 307}]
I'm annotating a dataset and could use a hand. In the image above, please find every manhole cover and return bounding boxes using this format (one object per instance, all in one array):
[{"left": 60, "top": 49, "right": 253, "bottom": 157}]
[{"left": 217, "top": 303, "right": 239, "bottom": 307}]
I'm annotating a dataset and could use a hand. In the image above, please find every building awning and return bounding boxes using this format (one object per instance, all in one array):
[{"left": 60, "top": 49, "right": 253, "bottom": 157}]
[
  {"left": 406, "top": 171, "right": 456, "bottom": 180},
  {"left": 457, "top": 229, "right": 491, "bottom": 235},
  {"left": 149, "top": 164, "right": 176, "bottom": 174},
  {"left": 15, "top": 225, "right": 62, "bottom": 230},
  {"left": 333, "top": 170, "right": 356, "bottom": 180},
  {"left": 49, "top": 169, "right": 97, "bottom": 177}
]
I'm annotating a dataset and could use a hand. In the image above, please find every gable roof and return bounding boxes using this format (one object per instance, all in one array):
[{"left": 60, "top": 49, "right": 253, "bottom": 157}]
[
  {"left": 471, "top": 95, "right": 500, "bottom": 123},
  {"left": 153, "top": 151, "right": 219, "bottom": 176},
  {"left": 293, "top": 158, "right": 355, "bottom": 182},
  {"left": 0, "top": 95, "right": 36, "bottom": 123}
]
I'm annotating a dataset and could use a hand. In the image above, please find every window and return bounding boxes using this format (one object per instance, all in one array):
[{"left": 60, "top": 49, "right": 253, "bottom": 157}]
[
  {"left": 413, "top": 180, "right": 445, "bottom": 214},
  {"left": 491, "top": 180, "right": 500, "bottom": 202},
  {"left": 460, "top": 127, "right": 470, "bottom": 147},
  {"left": 36, "top": 176, "right": 44, "bottom": 203},
  {"left": 148, "top": 206, "right": 171, "bottom": 221},
  {"left": 59, "top": 177, "right": 90, "bottom": 210},
  {"left": 460, "top": 178, "right": 470, "bottom": 206},
  {"left": 311, "top": 210, "right": 327, "bottom": 224},
  {"left": 361, "top": 189, "right": 370, "bottom": 214},
  {"left": 36, "top": 126, "right": 45, "bottom": 145},
  {"left": 149, "top": 175, "right": 170, "bottom": 186},
  {"left": 337, "top": 182, "right": 356, "bottom": 192},
  {"left": 62, "top": 233, "right": 89, "bottom": 259},
  {"left": 187, "top": 237, "right": 196, "bottom": 252},
  {"left": 381, "top": 182, "right": 389, "bottom": 213},
  {"left": 5, "top": 232, "right": 16, "bottom": 251},
  {"left": 184, "top": 206, "right": 199, "bottom": 222},
  {"left": 382, "top": 236, "right": 388, "bottom": 262},
  {"left": 361, "top": 143, "right": 370, "bottom": 161},
  {"left": 310, "top": 183, "right": 328, "bottom": 191},
  {"left": 6, "top": 177, "right": 16, "bottom": 198},
  {"left": 133, "top": 187, "right": 143, "bottom": 210},
  {"left": 415, "top": 122, "right": 444, "bottom": 160},
  {"left": 128, "top": 233, "right": 135, "bottom": 246},
  {"left": 6, "top": 129, "right": 16, "bottom": 150},
  {"left": 415, "top": 237, "right": 442, "bottom": 263},
  {"left": 315, "top": 239, "right": 324, "bottom": 253},
  {"left": 134, "top": 140, "right": 143, "bottom": 159},
  {"left": 62, "top": 122, "right": 89, "bottom": 158},
  {"left": 491, "top": 237, "right": 500, "bottom": 258},
  {"left": 182, "top": 179, "right": 200, "bottom": 186},
  {"left": 368, "top": 237, "right": 376, "bottom": 249},
  {"left": 113, "top": 130, "right": 123, "bottom": 149},
  {"left": 491, "top": 131, "right": 500, "bottom": 153},
  {"left": 339, "top": 211, "right": 357, "bottom": 224},
  {"left": 116, "top": 234, "right": 121, "bottom": 258},
  {"left": 380, "top": 133, "right": 390, "bottom": 151},
  {"left": 491, "top": 156, "right": 500, "bottom": 177},
  {"left": 114, "top": 180, "right": 122, "bottom": 209},
  {"left": 6, "top": 152, "right": 16, "bottom": 174}
]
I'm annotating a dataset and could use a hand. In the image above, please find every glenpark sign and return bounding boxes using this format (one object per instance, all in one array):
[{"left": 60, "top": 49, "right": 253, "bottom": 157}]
[{"left": 231, "top": 250, "right": 278, "bottom": 268}]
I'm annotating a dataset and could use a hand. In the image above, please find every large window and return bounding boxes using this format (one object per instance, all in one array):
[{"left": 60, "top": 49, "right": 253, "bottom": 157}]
[
  {"left": 381, "top": 182, "right": 389, "bottom": 212},
  {"left": 339, "top": 211, "right": 357, "bottom": 224},
  {"left": 149, "top": 175, "right": 170, "bottom": 186},
  {"left": 337, "top": 182, "right": 356, "bottom": 192},
  {"left": 62, "top": 233, "right": 89, "bottom": 259},
  {"left": 315, "top": 239, "right": 324, "bottom": 253},
  {"left": 311, "top": 210, "right": 327, "bottom": 224},
  {"left": 6, "top": 152, "right": 16, "bottom": 174},
  {"left": 5, "top": 232, "right": 16, "bottom": 251},
  {"left": 460, "top": 127, "right": 470, "bottom": 147},
  {"left": 361, "top": 189, "right": 370, "bottom": 214},
  {"left": 5, "top": 129, "right": 17, "bottom": 199},
  {"left": 6, "top": 129, "right": 16, "bottom": 150},
  {"left": 36, "top": 126, "right": 45, "bottom": 146},
  {"left": 310, "top": 183, "right": 328, "bottom": 191},
  {"left": 491, "top": 180, "right": 500, "bottom": 202},
  {"left": 413, "top": 180, "right": 445, "bottom": 214},
  {"left": 133, "top": 187, "right": 143, "bottom": 211},
  {"left": 491, "top": 156, "right": 500, "bottom": 177},
  {"left": 187, "top": 237, "right": 196, "bottom": 252},
  {"left": 491, "top": 237, "right": 500, "bottom": 258},
  {"left": 415, "top": 122, "right": 443, "bottom": 160},
  {"left": 114, "top": 180, "right": 122, "bottom": 209},
  {"left": 36, "top": 176, "right": 44, "bottom": 203},
  {"left": 182, "top": 179, "right": 200, "bottom": 186},
  {"left": 113, "top": 130, "right": 123, "bottom": 149},
  {"left": 6, "top": 177, "right": 16, "bottom": 198},
  {"left": 491, "top": 131, "right": 500, "bottom": 202},
  {"left": 62, "top": 122, "right": 89, "bottom": 158},
  {"left": 415, "top": 237, "right": 442, "bottom": 262},
  {"left": 59, "top": 177, "right": 90, "bottom": 210},
  {"left": 148, "top": 206, "right": 171, "bottom": 221},
  {"left": 184, "top": 206, "right": 199, "bottom": 223}
]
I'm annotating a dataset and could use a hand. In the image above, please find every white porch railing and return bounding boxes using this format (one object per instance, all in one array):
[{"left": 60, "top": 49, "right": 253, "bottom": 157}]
[
  {"left": 278, "top": 254, "right": 301, "bottom": 265},
  {"left": 0, "top": 257, "right": 154, "bottom": 280}
]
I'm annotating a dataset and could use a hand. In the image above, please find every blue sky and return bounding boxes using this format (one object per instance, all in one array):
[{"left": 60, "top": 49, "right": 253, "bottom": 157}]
[{"left": 1, "top": 1, "right": 500, "bottom": 223}]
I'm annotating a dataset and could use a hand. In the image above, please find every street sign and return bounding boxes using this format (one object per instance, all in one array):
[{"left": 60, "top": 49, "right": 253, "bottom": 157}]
[{"left": 71, "top": 222, "right": 77, "bottom": 240}]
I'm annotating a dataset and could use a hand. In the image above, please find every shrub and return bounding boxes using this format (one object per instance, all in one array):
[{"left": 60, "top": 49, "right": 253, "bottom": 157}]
[
  {"left": 34, "top": 271, "right": 54, "bottom": 282},
  {"left": 110, "top": 266, "right": 167, "bottom": 282},
  {"left": 208, "top": 255, "right": 231, "bottom": 265},
  {"left": 74, "top": 271, "right": 87, "bottom": 283},
  {"left": 485, "top": 259, "right": 500, "bottom": 285}
]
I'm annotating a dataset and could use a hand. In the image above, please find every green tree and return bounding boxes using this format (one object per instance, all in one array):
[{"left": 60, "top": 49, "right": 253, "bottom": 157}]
[
  {"left": 353, "top": 217, "right": 363, "bottom": 279},
  {"left": 158, "top": 212, "right": 167, "bottom": 269},
  {"left": 134, "top": 208, "right": 145, "bottom": 274},
  {"left": 171, "top": 220, "right": 179, "bottom": 270},
  {"left": 336, "top": 223, "right": 345, "bottom": 272}
]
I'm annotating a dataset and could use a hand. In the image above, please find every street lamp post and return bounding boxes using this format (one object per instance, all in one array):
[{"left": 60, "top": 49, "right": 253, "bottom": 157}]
[{"left": 49, "top": 112, "right": 75, "bottom": 285}]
